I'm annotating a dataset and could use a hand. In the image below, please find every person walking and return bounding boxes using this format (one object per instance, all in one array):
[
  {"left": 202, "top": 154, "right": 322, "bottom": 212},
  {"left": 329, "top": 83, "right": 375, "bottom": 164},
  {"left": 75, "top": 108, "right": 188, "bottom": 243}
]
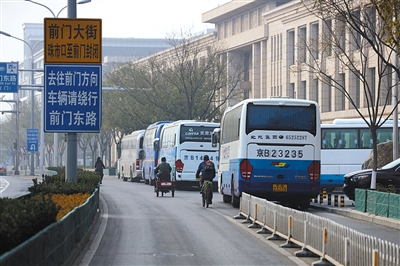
[{"left": 94, "top": 157, "right": 105, "bottom": 184}]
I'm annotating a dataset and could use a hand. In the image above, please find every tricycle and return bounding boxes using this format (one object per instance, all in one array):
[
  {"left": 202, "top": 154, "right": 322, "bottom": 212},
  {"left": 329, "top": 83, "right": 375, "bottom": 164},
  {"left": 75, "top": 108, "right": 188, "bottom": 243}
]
[{"left": 155, "top": 173, "right": 175, "bottom": 197}]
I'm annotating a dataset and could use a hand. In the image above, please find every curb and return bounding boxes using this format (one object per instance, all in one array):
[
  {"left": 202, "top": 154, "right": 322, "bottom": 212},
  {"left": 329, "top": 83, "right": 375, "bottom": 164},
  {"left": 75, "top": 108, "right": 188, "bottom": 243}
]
[{"left": 310, "top": 204, "right": 400, "bottom": 230}]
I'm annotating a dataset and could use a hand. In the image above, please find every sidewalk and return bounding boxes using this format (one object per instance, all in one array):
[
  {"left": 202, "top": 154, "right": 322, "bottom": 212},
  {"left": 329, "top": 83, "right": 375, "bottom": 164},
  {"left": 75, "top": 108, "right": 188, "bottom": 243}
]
[{"left": 310, "top": 197, "right": 400, "bottom": 230}]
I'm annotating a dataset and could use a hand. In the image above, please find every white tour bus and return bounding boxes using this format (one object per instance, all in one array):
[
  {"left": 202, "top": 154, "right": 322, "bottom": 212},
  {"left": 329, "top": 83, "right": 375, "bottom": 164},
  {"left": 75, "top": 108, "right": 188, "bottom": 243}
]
[
  {"left": 142, "top": 121, "right": 171, "bottom": 185},
  {"left": 212, "top": 98, "right": 321, "bottom": 209},
  {"left": 119, "top": 129, "right": 145, "bottom": 182},
  {"left": 156, "top": 120, "right": 220, "bottom": 188},
  {"left": 321, "top": 118, "right": 400, "bottom": 192}
]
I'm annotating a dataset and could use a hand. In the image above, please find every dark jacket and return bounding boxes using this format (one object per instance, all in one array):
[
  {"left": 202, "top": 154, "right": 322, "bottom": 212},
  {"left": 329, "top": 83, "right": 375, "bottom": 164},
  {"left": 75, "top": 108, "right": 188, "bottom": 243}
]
[
  {"left": 196, "top": 160, "right": 215, "bottom": 181},
  {"left": 95, "top": 159, "right": 105, "bottom": 173},
  {"left": 155, "top": 161, "right": 172, "bottom": 174}
]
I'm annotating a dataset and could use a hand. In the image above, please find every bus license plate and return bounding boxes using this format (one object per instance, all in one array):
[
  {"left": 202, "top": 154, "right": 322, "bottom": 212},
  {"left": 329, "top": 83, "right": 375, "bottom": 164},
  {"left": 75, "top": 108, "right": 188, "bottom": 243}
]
[
  {"left": 196, "top": 177, "right": 200, "bottom": 180},
  {"left": 273, "top": 184, "right": 287, "bottom": 192}
]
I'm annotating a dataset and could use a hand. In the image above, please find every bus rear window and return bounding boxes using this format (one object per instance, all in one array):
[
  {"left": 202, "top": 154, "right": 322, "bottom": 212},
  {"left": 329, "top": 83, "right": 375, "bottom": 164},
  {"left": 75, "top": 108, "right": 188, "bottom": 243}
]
[
  {"left": 180, "top": 126, "right": 217, "bottom": 144},
  {"left": 246, "top": 104, "right": 317, "bottom": 135}
]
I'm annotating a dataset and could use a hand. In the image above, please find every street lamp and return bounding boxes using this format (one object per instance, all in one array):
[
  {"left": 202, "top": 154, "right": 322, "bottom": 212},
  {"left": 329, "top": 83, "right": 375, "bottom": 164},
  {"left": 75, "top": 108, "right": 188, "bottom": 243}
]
[{"left": 25, "top": 0, "right": 91, "bottom": 18}]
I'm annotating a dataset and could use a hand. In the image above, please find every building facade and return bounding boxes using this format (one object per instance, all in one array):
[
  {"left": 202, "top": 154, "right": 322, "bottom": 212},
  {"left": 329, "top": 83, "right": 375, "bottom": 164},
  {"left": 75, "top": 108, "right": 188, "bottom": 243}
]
[{"left": 202, "top": 0, "right": 398, "bottom": 123}]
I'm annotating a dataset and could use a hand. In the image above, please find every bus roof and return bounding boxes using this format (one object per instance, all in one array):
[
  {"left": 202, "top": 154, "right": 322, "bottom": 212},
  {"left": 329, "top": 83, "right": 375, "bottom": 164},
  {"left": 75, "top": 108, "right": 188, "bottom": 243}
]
[
  {"left": 146, "top": 121, "right": 172, "bottom": 129},
  {"left": 164, "top": 120, "right": 220, "bottom": 127},
  {"left": 225, "top": 98, "right": 319, "bottom": 112},
  {"left": 331, "top": 118, "right": 400, "bottom": 125},
  {"left": 129, "top": 129, "right": 145, "bottom": 135}
]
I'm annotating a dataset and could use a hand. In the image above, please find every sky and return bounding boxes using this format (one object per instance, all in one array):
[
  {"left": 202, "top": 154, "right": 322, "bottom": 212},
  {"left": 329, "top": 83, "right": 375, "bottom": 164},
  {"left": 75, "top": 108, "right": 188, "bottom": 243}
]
[{"left": 0, "top": 0, "right": 230, "bottom": 62}]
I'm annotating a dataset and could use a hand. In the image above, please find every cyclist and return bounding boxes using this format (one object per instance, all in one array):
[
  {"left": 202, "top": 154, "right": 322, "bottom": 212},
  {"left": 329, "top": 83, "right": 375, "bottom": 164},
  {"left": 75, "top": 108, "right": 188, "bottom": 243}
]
[{"left": 196, "top": 155, "right": 216, "bottom": 204}]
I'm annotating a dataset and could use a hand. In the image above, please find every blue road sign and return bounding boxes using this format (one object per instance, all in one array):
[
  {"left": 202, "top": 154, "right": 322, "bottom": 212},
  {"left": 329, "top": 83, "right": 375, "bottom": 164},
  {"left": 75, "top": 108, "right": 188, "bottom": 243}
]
[
  {"left": 27, "top": 128, "right": 38, "bottom": 152},
  {"left": 0, "top": 62, "right": 18, "bottom": 93},
  {"left": 44, "top": 64, "right": 102, "bottom": 133}
]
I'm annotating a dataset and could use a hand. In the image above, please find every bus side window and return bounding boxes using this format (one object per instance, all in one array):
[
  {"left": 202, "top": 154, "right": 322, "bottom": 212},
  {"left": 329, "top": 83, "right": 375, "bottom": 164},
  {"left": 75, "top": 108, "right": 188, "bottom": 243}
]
[
  {"left": 322, "top": 139, "right": 332, "bottom": 149},
  {"left": 337, "top": 139, "right": 346, "bottom": 148},
  {"left": 353, "top": 139, "right": 358, "bottom": 148}
]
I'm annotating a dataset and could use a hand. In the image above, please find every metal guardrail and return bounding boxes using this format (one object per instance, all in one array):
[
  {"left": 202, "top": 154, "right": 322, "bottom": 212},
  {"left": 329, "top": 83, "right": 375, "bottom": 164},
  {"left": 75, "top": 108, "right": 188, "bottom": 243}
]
[{"left": 239, "top": 193, "right": 399, "bottom": 266}]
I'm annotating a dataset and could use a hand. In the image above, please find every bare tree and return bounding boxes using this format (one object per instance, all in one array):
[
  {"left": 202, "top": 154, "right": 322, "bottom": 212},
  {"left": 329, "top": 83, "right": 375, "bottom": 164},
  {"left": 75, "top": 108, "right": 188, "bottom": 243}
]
[
  {"left": 104, "top": 30, "right": 244, "bottom": 123},
  {"left": 300, "top": 0, "right": 400, "bottom": 188},
  {"left": 78, "top": 133, "right": 91, "bottom": 168},
  {"left": 98, "top": 129, "right": 112, "bottom": 167}
]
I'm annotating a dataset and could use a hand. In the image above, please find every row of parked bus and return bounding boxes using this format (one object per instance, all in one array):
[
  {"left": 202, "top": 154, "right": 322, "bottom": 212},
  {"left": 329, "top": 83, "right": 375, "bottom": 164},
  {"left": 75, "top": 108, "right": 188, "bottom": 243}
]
[
  {"left": 119, "top": 97, "right": 399, "bottom": 209},
  {"left": 119, "top": 120, "right": 220, "bottom": 188},
  {"left": 119, "top": 97, "right": 324, "bottom": 209}
]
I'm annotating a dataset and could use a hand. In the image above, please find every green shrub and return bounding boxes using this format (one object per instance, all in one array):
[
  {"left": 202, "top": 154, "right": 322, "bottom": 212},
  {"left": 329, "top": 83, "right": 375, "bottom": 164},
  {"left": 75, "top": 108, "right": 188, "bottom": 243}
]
[
  {"left": 46, "top": 166, "right": 64, "bottom": 174},
  {"left": 376, "top": 184, "right": 398, "bottom": 194},
  {"left": 0, "top": 169, "right": 99, "bottom": 256},
  {"left": 0, "top": 196, "right": 59, "bottom": 255},
  {"left": 29, "top": 169, "right": 100, "bottom": 196}
]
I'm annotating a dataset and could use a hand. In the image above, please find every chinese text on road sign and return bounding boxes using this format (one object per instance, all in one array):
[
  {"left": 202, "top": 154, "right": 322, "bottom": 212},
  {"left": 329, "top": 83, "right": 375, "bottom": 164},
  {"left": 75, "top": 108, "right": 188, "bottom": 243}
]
[
  {"left": 27, "top": 128, "right": 38, "bottom": 152},
  {"left": 44, "top": 18, "right": 102, "bottom": 64},
  {"left": 44, "top": 64, "right": 101, "bottom": 133},
  {"left": 0, "top": 62, "right": 18, "bottom": 93}
]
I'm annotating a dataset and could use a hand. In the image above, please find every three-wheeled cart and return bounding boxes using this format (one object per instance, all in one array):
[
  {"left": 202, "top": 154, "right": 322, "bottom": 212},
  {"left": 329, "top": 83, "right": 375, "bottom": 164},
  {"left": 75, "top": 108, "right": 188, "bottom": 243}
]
[{"left": 155, "top": 173, "right": 175, "bottom": 197}]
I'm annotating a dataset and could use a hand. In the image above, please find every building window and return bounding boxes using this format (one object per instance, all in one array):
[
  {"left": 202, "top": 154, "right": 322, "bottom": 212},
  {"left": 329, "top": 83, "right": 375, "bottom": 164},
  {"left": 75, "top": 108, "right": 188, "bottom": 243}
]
[
  {"left": 298, "top": 26, "right": 307, "bottom": 63},
  {"left": 288, "top": 83, "right": 295, "bottom": 98},
  {"left": 355, "top": 72, "right": 360, "bottom": 108},
  {"left": 324, "top": 19, "right": 332, "bottom": 56},
  {"left": 287, "top": 30, "right": 295, "bottom": 65},
  {"left": 244, "top": 52, "right": 250, "bottom": 82},
  {"left": 310, "top": 22, "right": 319, "bottom": 60},
  {"left": 369, "top": 67, "right": 376, "bottom": 106}
]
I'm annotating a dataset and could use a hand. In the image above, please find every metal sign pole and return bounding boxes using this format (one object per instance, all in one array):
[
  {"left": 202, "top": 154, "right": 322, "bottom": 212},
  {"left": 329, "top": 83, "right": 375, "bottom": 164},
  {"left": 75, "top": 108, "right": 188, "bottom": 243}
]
[{"left": 66, "top": 0, "right": 78, "bottom": 182}]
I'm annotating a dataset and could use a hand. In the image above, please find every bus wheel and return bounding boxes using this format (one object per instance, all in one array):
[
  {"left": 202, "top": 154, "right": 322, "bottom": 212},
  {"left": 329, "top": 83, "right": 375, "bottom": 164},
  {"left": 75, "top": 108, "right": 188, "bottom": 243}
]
[
  {"left": 223, "top": 194, "right": 231, "bottom": 203},
  {"left": 231, "top": 179, "right": 240, "bottom": 208},
  {"left": 130, "top": 172, "right": 134, "bottom": 182}
]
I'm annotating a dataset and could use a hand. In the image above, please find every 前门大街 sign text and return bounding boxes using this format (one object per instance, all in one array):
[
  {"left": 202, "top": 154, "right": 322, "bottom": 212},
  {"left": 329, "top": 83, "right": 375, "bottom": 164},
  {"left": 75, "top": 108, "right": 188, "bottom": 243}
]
[{"left": 44, "top": 18, "right": 102, "bottom": 64}]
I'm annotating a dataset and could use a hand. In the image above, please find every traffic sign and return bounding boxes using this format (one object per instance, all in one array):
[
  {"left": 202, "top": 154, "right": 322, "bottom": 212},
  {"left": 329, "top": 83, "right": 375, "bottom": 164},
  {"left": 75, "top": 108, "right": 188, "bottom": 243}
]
[
  {"left": 44, "top": 64, "right": 102, "bottom": 133},
  {"left": 0, "top": 62, "right": 18, "bottom": 93},
  {"left": 27, "top": 128, "right": 38, "bottom": 152},
  {"left": 44, "top": 18, "right": 102, "bottom": 64}
]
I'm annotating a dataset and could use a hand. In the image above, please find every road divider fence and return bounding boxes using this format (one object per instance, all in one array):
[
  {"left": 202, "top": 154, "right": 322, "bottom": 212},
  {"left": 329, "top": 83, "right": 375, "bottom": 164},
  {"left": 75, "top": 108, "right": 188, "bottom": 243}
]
[{"left": 238, "top": 193, "right": 399, "bottom": 266}]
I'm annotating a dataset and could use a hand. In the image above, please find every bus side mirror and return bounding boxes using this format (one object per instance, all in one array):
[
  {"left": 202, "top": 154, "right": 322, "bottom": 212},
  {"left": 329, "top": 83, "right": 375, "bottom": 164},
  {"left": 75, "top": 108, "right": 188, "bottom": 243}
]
[
  {"left": 153, "top": 138, "right": 159, "bottom": 151},
  {"left": 211, "top": 128, "right": 220, "bottom": 148},
  {"left": 138, "top": 149, "right": 144, "bottom": 160}
]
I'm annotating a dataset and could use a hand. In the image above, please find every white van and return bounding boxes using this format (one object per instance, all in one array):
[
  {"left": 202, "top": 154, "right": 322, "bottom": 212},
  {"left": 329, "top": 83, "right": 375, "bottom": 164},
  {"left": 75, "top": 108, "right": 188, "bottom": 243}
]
[{"left": 119, "top": 130, "right": 145, "bottom": 182}]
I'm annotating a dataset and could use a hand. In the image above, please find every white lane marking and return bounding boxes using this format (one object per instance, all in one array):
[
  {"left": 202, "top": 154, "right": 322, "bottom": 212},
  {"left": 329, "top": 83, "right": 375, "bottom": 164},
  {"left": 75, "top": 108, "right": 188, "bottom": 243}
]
[
  {"left": 79, "top": 194, "right": 108, "bottom": 266},
  {"left": 0, "top": 177, "right": 10, "bottom": 195}
]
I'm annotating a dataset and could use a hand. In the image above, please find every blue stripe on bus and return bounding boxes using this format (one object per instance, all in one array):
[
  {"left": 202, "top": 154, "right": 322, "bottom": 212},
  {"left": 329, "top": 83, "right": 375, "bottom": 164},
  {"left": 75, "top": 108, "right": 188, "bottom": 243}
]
[{"left": 228, "top": 158, "right": 320, "bottom": 197}]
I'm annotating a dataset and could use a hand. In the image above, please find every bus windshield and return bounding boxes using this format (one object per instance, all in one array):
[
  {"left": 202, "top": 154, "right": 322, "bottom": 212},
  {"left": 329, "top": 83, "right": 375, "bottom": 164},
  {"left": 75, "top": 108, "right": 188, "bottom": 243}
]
[
  {"left": 179, "top": 125, "right": 217, "bottom": 144},
  {"left": 246, "top": 103, "right": 317, "bottom": 135}
]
